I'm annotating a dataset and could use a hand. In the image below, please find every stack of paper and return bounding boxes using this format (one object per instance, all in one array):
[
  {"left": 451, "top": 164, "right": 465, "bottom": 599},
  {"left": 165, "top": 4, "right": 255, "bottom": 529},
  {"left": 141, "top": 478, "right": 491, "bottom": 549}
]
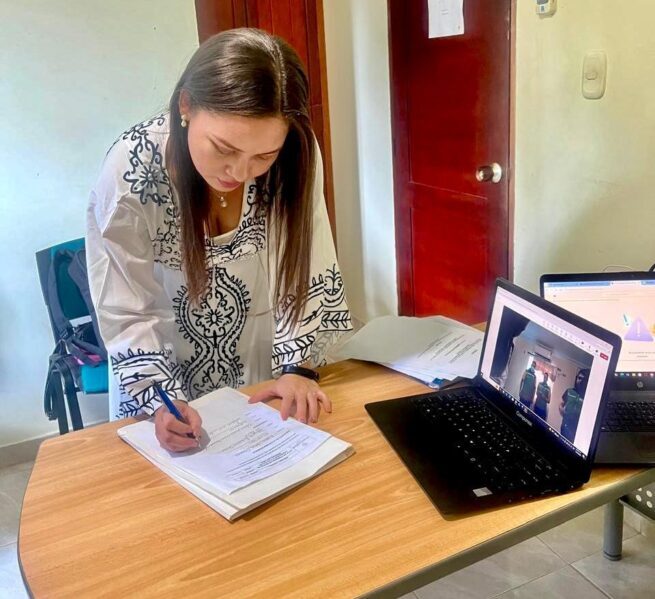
[
  {"left": 334, "top": 315, "right": 484, "bottom": 386},
  {"left": 118, "top": 388, "right": 354, "bottom": 521}
]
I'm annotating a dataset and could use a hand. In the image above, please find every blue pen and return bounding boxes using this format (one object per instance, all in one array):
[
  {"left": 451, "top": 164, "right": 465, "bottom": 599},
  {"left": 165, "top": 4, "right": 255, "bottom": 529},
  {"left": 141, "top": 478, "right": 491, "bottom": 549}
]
[
  {"left": 152, "top": 381, "right": 197, "bottom": 440},
  {"left": 429, "top": 377, "right": 445, "bottom": 390}
]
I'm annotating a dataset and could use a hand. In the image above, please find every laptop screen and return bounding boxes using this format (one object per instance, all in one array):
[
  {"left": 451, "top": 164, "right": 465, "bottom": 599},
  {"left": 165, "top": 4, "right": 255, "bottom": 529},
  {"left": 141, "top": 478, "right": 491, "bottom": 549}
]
[
  {"left": 542, "top": 277, "right": 655, "bottom": 377},
  {"left": 479, "top": 285, "right": 615, "bottom": 459}
]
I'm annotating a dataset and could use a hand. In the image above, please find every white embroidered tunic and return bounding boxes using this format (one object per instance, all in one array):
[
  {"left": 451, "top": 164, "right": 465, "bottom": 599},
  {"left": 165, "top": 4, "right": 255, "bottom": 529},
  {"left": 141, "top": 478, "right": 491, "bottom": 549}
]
[{"left": 86, "top": 114, "right": 352, "bottom": 420}]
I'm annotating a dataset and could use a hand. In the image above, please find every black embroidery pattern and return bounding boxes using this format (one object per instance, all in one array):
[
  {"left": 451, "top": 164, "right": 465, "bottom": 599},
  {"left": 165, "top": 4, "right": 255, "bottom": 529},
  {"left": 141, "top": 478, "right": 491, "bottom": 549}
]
[
  {"left": 311, "top": 265, "right": 353, "bottom": 365},
  {"left": 121, "top": 114, "right": 172, "bottom": 207},
  {"left": 173, "top": 266, "right": 251, "bottom": 399},
  {"left": 152, "top": 202, "right": 182, "bottom": 270},
  {"left": 321, "top": 266, "right": 351, "bottom": 329},
  {"left": 114, "top": 114, "right": 184, "bottom": 270},
  {"left": 272, "top": 330, "right": 317, "bottom": 372},
  {"left": 152, "top": 181, "right": 268, "bottom": 271},
  {"left": 111, "top": 348, "right": 184, "bottom": 418},
  {"left": 272, "top": 264, "right": 352, "bottom": 372}
]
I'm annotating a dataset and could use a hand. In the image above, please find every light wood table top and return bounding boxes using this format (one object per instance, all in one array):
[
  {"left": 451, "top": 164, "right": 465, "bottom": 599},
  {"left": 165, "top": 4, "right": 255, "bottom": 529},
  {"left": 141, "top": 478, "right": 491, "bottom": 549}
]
[{"left": 19, "top": 360, "right": 655, "bottom": 598}]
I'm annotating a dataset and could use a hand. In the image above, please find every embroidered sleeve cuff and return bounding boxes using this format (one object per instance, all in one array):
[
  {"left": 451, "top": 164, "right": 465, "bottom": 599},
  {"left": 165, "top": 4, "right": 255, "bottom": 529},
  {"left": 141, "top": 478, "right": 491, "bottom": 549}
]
[{"left": 111, "top": 349, "right": 187, "bottom": 418}]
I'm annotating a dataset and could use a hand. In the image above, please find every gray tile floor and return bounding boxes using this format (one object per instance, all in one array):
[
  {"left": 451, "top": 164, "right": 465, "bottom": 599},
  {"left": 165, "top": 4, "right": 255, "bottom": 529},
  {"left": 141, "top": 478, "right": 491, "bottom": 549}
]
[
  {"left": 1, "top": 461, "right": 654, "bottom": 598},
  {"left": 0, "top": 462, "right": 31, "bottom": 599}
]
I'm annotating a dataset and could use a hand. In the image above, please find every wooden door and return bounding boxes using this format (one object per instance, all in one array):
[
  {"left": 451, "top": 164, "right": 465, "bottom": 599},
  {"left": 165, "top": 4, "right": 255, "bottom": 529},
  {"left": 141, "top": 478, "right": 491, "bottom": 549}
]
[
  {"left": 194, "top": 0, "right": 336, "bottom": 236},
  {"left": 389, "top": 0, "right": 512, "bottom": 324}
]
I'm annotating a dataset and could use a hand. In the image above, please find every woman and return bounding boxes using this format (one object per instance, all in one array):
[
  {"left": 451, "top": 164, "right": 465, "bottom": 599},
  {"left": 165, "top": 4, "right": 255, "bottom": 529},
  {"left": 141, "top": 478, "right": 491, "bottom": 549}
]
[{"left": 87, "top": 29, "right": 352, "bottom": 451}]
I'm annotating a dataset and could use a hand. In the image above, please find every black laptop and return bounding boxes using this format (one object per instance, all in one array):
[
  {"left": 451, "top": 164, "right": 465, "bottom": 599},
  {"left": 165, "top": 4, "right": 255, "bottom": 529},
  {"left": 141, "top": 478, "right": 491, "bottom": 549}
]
[
  {"left": 541, "top": 271, "right": 655, "bottom": 464},
  {"left": 365, "top": 279, "right": 621, "bottom": 516}
]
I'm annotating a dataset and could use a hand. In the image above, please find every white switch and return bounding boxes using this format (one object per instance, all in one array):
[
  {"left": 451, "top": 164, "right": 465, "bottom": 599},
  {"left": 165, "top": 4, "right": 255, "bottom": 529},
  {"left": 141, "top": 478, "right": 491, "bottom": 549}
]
[{"left": 582, "top": 51, "right": 607, "bottom": 99}]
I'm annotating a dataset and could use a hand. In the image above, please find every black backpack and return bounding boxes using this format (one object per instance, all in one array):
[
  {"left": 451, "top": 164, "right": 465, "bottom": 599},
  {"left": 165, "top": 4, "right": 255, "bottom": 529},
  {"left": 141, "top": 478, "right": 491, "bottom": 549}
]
[
  {"left": 47, "top": 249, "right": 106, "bottom": 363},
  {"left": 43, "top": 248, "right": 107, "bottom": 423}
]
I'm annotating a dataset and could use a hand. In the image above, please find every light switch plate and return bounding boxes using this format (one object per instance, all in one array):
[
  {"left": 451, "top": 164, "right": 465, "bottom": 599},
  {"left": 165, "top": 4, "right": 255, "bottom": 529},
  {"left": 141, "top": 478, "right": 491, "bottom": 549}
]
[
  {"left": 536, "top": 0, "right": 557, "bottom": 17},
  {"left": 582, "top": 51, "right": 607, "bottom": 99}
]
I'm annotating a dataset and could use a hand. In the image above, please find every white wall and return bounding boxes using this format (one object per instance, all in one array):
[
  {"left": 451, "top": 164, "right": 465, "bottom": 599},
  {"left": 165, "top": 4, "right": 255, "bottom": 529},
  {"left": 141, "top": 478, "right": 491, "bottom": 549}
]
[
  {"left": 0, "top": 1, "right": 198, "bottom": 447},
  {"left": 324, "top": 0, "right": 397, "bottom": 324},
  {"left": 514, "top": 0, "right": 655, "bottom": 290}
]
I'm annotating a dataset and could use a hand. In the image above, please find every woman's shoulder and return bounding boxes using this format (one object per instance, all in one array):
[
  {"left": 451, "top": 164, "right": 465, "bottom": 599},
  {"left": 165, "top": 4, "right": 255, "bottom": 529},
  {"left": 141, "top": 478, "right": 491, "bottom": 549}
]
[
  {"left": 95, "top": 113, "right": 174, "bottom": 210},
  {"left": 110, "top": 113, "right": 170, "bottom": 152},
  {"left": 105, "top": 112, "right": 170, "bottom": 166}
]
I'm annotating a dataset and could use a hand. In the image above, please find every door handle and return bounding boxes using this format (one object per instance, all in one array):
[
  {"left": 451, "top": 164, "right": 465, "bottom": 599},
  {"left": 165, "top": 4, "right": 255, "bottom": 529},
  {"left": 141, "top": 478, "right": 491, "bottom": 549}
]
[{"left": 475, "top": 163, "right": 503, "bottom": 183}]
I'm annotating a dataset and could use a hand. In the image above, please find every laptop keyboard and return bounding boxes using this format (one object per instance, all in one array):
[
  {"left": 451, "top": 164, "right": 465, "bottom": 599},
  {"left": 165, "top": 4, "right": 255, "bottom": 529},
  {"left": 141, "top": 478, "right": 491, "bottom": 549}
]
[
  {"left": 412, "top": 389, "right": 566, "bottom": 495},
  {"left": 602, "top": 401, "right": 655, "bottom": 432}
]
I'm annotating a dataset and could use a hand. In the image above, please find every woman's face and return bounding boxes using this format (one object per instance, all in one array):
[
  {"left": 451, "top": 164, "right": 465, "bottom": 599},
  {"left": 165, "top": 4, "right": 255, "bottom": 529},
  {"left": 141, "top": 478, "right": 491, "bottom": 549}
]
[{"left": 183, "top": 108, "right": 289, "bottom": 193}]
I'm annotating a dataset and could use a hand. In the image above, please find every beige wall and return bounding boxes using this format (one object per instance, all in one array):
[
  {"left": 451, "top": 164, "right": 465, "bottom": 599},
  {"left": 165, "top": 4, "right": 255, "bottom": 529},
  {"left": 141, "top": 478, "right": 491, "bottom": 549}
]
[
  {"left": 325, "top": 0, "right": 655, "bottom": 315},
  {"left": 514, "top": 0, "right": 655, "bottom": 290}
]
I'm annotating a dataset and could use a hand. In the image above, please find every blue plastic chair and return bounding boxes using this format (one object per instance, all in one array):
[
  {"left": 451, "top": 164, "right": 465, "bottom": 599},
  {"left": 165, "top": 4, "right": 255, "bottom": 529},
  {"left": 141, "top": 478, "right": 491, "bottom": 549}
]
[{"left": 36, "top": 238, "right": 109, "bottom": 434}]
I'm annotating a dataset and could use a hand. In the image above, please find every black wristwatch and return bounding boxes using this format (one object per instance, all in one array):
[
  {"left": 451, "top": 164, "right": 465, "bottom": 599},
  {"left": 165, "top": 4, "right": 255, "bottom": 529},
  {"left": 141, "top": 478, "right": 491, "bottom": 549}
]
[{"left": 280, "top": 364, "right": 320, "bottom": 382}]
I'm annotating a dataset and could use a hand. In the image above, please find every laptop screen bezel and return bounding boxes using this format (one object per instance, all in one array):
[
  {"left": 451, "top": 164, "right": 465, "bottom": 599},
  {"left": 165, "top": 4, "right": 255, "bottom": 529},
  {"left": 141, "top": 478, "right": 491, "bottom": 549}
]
[
  {"left": 476, "top": 279, "right": 622, "bottom": 480},
  {"left": 540, "top": 271, "right": 655, "bottom": 391}
]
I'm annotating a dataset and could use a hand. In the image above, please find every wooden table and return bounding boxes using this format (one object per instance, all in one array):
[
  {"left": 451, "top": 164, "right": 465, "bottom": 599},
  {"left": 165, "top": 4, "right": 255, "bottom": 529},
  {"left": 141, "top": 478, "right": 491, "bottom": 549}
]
[{"left": 19, "top": 360, "right": 655, "bottom": 598}]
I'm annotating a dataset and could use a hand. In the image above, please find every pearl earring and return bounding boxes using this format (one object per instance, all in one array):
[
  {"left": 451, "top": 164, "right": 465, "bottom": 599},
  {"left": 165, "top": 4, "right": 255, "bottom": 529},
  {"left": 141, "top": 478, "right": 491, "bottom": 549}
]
[
  {"left": 180, "top": 115, "right": 188, "bottom": 128},
  {"left": 218, "top": 195, "right": 228, "bottom": 208}
]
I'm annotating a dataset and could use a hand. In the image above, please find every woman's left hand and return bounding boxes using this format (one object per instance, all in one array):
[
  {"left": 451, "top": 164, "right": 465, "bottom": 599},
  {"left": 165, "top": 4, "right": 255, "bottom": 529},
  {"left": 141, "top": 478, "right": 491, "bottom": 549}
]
[{"left": 248, "top": 374, "right": 332, "bottom": 424}]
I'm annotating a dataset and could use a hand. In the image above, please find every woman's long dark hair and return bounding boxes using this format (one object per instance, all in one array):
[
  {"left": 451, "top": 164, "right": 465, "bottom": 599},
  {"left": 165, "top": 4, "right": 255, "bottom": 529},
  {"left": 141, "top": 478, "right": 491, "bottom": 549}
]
[{"left": 167, "top": 28, "right": 316, "bottom": 327}]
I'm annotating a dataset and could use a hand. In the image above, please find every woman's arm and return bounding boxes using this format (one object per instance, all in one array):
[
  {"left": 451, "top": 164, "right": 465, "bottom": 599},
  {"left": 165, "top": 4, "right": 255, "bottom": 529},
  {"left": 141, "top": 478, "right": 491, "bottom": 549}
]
[{"left": 86, "top": 141, "right": 200, "bottom": 448}]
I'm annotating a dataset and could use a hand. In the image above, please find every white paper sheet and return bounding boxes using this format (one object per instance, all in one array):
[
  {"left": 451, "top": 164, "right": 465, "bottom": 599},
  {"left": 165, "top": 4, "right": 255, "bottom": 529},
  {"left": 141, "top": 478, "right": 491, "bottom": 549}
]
[
  {"left": 334, "top": 315, "right": 483, "bottom": 384},
  {"left": 174, "top": 402, "right": 329, "bottom": 494},
  {"left": 428, "top": 0, "right": 464, "bottom": 39},
  {"left": 119, "top": 389, "right": 329, "bottom": 495},
  {"left": 393, "top": 327, "right": 482, "bottom": 376}
]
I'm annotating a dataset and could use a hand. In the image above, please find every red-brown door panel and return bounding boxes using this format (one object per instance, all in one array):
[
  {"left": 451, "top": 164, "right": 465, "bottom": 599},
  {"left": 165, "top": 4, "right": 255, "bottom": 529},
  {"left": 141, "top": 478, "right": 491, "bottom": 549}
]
[{"left": 410, "top": 186, "right": 499, "bottom": 323}]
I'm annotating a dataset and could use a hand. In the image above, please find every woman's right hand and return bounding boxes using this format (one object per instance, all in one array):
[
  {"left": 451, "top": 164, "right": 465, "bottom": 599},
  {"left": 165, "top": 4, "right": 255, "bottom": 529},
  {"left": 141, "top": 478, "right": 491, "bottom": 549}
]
[{"left": 154, "top": 400, "right": 202, "bottom": 452}]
